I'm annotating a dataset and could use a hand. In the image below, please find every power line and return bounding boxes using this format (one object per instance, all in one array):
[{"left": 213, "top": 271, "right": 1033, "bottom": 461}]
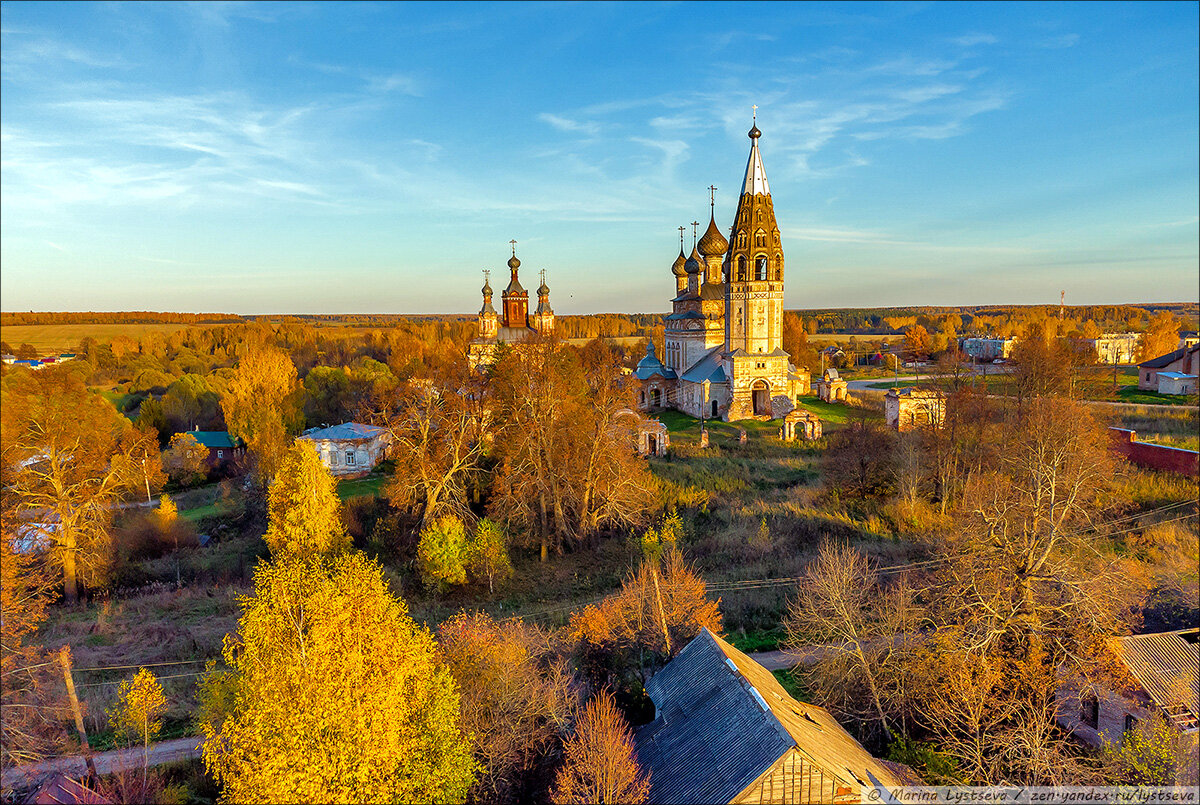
[{"left": 74, "top": 658, "right": 218, "bottom": 673}]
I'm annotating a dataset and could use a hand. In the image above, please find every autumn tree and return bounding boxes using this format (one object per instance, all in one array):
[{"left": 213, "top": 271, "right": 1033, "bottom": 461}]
[
  {"left": 822, "top": 418, "right": 897, "bottom": 498},
  {"left": 107, "top": 668, "right": 168, "bottom": 780},
  {"left": 902, "top": 325, "right": 932, "bottom": 363},
  {"left": 303, "top": 365, "right": 352, "bottom": 427},
  {"left": 909, "top": 397, "right": 1135, "bottom": 783},
  {"left": 0, "top": 491, "right": 63, "bottom": 769},
  {"left": 161, "top": 373, "right": 224, "bottom": 434},
  {"left": 417, "top": 514, "right": 470, "bottom": 590},
  {"left": 438, "top": 612, "right": 577, "bottom": 803},
  {"left": 1103, "top": 713, "right": 1195, "bottom": 785},
  {"left": 220, "top": 345, "right": 302, "bottom": 482},
  {"left": 263, "top": 442, "right": 350, "bottom": 560},
  {"left": 370, "top": 363, "right": 489, "bottom": 528},
  {"left": 571, "top": 550, "right": 721, "bottom": 691},
  {"left": 200, "top": 551, "right": 475, "bottom": 804},
  {"left": 1009, "top": 321, "right": 1098, "bottom": 402},
  {"left": 468, "top": 518, "right": 513, "bottom": 595},
  {"left": 1136, "top": 310, "right": 1182, "bottom": 363},
  {"left": 489, "top": 338, "right": 655, "bottom": 560},
  {"left": 1, "top": 368, "right": 161, "bottom": 601},
  {"left": 550, "top": 690, "right": 650, "bottom": 805},
  {"left": 163, "top": 431, "right": 210, "bottom": 487},
  {"left": 784, "top": 542, "right": 919, "bottom": 745}
]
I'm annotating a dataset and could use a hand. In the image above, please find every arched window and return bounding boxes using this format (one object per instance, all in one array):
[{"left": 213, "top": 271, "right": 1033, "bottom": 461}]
[
  {"left": 754, "top": 230, "right": 766, "bottom": 248},
  {"left": 737, "top": 256, "right": 747, "bottom": 281},
  {"left": 737, "top": 231, "right": 747, "bottom": 249},
  {"left": 756, "top": 256, "right": 768, "bottom": 281},
  {"left": 774, "top": 253, "right": 783, "bottom": 281}
]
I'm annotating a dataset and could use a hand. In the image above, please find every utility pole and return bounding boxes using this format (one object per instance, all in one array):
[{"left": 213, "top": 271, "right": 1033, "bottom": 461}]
[
  {"left": 59, "top": 646, "right": 98, "bottom": 781},
  {"left": 651, "top": 566, "right": 671, "bottom": 655},
  {"left": 142, "top": 458, "right": 151, "bottom": 504}
]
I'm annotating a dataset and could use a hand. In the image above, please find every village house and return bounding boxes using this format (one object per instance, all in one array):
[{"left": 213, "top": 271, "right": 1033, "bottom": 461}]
[
  {"left": 297, "top": 422, "right": 391, "bottom": 479},
  {"left": 634, "top": 629, "right": 918, "bottom": 804},
  {"left": 1138, "top": 344, "right": 1200, "bottom": 391},
  {"left": 186, "top": 430, "right": 246, "bottom": 468},
  {"left": 884, "top": 387, "right": 946, "bottom": 432},
  {"left": 1056, "top": 629, "right": 1198, "bottom": 783}
]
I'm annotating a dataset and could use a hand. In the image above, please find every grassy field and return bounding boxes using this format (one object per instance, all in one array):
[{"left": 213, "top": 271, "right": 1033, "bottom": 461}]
[{"left": 1, "top": 323, "right": 195, "bottom": 353}]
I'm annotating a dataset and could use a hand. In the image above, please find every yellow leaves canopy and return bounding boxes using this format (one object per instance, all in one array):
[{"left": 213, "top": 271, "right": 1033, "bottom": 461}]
[
  {"left": 264, "top": 442, "right": 350, "bottom": 560},
  {"left": 202, "top": 552, "right": 475, "bottom": 804}
]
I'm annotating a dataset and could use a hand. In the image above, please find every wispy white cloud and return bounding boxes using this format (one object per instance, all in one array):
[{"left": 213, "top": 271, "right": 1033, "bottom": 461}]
[
  {"left": 952, "top": 33, "right": 999, "bottom": 47},
  {"left": 537, "top": 113, "right": 601, "bottom": 136}
]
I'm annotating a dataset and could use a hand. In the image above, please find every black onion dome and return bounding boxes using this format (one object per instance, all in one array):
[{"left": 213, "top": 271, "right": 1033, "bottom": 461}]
[
  {"left": 698, "top": 215, "right": 729, "bottom": 258},
  {"left": 748, "top": 123, "right": 761, "bottom": 139},
  {"left": 684, "top": 246, "right": 702, "bottom": 275}
]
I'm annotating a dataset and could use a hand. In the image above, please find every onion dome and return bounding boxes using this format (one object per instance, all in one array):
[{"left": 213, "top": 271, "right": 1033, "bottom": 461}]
[
  {"left": 698, "top": 215, "right": 728, "bottom": 258},
  {"left": 538, "top": 280, "right": 550, "bottom": 296},
  {"left": 482, "top": 279, "right": 493, "bottom": 296},
  {"left": 671, "top": 247, "right": 687, "bottom": 277},
  {"left": 748, "top": 123, "right": 761, "bottom": 140},
  {"left": 684, "top": 246, "right": 702, "bottom": 275},
  {"left": 507, "top": 254, "right": 521, "bottom": 270}
]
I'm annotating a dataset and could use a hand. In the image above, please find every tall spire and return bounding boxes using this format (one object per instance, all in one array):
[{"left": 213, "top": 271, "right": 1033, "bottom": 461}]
[{"left": 741, "top": 113, "right": 770, "bottom": 196}]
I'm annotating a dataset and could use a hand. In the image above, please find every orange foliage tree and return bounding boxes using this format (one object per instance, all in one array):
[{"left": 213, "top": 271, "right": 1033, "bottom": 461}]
[
  {"left": 571, "top": 549, "right": 721, "bottom": 691},
  {"left": 550, "top": 690, "right": 649, "bottom": 805},
  {"left": 438, "top": 612, "right": 577, "bottom": 803},
  {"left": 1, "top": 367, "right": 163, "bottom": 601}
]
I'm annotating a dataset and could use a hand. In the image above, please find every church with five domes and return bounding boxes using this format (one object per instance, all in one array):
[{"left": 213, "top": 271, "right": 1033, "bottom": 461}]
[{"left": 635, "top": 118, "right": 806, "bottom": 422}]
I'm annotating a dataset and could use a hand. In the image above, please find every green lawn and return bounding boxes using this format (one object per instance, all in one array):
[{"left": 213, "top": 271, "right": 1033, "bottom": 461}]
[
  {"left": 1114, "top": 387, "right": 1198, "bottom": 406},
  {"left": 179, "top": 500, "right": 230, "bottom": 524},
  {"left": 794, "top": 395, "right": 880, "bottom": 425},
  {"left": 337, "top": 473, "right": 388, "bottom": 500}
]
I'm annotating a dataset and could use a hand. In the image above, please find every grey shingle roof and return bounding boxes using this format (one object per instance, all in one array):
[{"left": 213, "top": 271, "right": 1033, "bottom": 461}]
[
  {"left": 634, "top": 629, "right": 912, "bottom": 804},
  {"left": 635, "top": 630, "right": 790, "bottom": 804},
  {"left": 1111, "top": 629, "right": 1199, "bottom": 730}
]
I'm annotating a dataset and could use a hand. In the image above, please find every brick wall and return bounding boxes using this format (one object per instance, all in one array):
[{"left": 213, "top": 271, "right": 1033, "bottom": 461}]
[{"left": 1109, "top": 428, "right": 1200, "bottom": 476}]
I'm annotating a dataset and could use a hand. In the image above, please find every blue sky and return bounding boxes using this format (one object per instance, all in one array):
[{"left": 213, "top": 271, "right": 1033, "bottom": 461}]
[{"left": 2, "top": 1, "right": 1197, "bottom": 315}]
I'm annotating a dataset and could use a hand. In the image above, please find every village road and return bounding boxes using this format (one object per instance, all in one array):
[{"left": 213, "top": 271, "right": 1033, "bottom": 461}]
[{"left": 1, "top": 736, "right": 203, "bottom": 792}]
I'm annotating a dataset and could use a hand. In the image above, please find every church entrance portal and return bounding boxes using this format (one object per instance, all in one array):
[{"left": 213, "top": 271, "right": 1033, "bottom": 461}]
[
  {"left": 650, "top": 388, "right": 661, "bottom": 408},
  {"left": 648, "top": 435, "right": 658, "bottom": 455},
  {"left": 711, "top": 399, "right": 719, "bottom": 418},
  {"left": 752, "top": 380, "right": 769, "bottom": 416}
]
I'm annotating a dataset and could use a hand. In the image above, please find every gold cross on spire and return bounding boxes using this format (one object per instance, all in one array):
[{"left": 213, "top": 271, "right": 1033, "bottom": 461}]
[
  {"left": 483, "top": 269, "right": 490, "bottom": 284},
  {"left": 509, "top": 239, "right": 517, "bottom": 255},
  {"left": 678, "top": 225, "right": 685, "bottom": 250},
  {"left": 540, "top": 269, "right": 546, "bottom": 288},
  {"left": 708, "top": 185, "right": 717, "bottom": 210},
  {"left": 752, "top": 104, "right": 758, "bottom": 122},
  {"left": 691, "top": 221, "right": 700, "bottom": 248}
]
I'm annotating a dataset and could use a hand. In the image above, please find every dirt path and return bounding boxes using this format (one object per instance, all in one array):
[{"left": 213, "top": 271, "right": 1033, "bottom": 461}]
[{"left": 1, "top": 736, "right": 203, "bottom": 792}]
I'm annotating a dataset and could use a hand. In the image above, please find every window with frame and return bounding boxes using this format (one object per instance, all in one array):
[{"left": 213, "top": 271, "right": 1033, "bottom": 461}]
[
  {"left": 1081, "top": 695, "right": 1100, "bottom": 729},
  {"left": 216, "top": 450, "right": 223, "bottom": 459},
  {"left": 1123, "top": 714, "right": 1138, "bottom": 735},
  {"left": 346, "top": 450, "right": 356, "bottom": 465},
  {"left": 756, "top": 256, "right": 768, "bottom": 281}
]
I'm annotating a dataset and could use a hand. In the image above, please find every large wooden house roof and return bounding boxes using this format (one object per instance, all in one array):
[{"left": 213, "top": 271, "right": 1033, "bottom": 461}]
[{"left": 634, "top": 629, "right": 909, "bottom": 804}]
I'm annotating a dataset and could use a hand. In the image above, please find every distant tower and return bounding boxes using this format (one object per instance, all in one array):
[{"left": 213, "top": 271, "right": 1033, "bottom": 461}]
[
  {"left": 501, "top": 241, "right": 528, "bottom": 329},
  {"left": 671, "top": 226, "right": 688, "bottom": 295},
  {"left": 531, "top": 269, "right": 555, "bottom": 335},
  {"left": 478, "top": 270, "right": 498, "bottom": 339},
  {"left": 724, "top": 115, "right": 784, "bottom": 356},
  {"left": 1060, "top": 290, "right": 1066, "bottom": 320}
]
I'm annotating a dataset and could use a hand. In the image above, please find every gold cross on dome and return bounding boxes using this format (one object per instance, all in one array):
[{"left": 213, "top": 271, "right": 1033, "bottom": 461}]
[
  {"left": 483, "top": 269, "right": 490, "bottom": 283},
  {"left": 752, "top": 104, "right": 758, "bottom": 121},
  {"left": 708, "top": 185, "right": 717, "bottom": 208},
  {"left": 678, "top": 225, "right": 685, "bottom": 248},
  {"left": 509, "top": 239, "right": 517, "bottom": 255}
]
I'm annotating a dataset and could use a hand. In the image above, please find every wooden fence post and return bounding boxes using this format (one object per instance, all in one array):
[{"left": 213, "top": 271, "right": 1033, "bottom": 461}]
[{"left": 58, "top": 645, "right": 98, "bottom": 780}]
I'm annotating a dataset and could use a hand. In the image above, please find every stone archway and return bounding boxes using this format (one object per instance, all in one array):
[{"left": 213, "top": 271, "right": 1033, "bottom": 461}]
[
  {"left": 751, "top": 380, "right": 770, "bottom": 416},
  {"left": 711, "top": 399, "right": 718, "bottom": 418}
]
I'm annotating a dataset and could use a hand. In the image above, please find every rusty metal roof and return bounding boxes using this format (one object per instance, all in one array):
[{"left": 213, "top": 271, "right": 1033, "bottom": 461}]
[{"left": 1111, "top": 629, "right": 1199, "bottom": 730}]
